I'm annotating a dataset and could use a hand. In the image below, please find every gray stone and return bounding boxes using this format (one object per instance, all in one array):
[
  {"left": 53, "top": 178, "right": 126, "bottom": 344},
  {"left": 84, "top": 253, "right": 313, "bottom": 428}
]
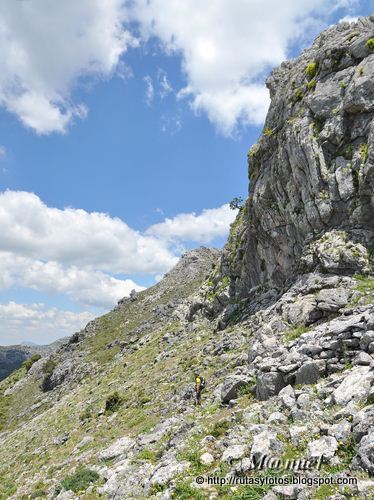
[
  {"left": 221, "top": 445, "right": 246, "bottom": 463},
  {"left": 200, "top": 452, "right": 214, "bottom": 465},
  {"left": 333, "top": 366, "right": 374, "bottom": 405},
  {"left": 289, "top": 426, "right": 308, "bottom": 447},
  {"left": 256, "top": 372, "right": 286, "bottom": 401},
  {"left": 353, "top": 406, "right": 374, "bottom": 442},
  {"left": 357, "top": 431, "right": 374, "bottom": 474},
  {"left": 98, "top": 435, "right": 135, "bottom": 461},
  {"left": 251, "top": 430, "right": 280, "bottom": 460},
  {"left": 307, "top": 436, "right": 338, "bottom": 460},
  {"left": 75, "top": 436, "right": 94, "bottom": 450},
  {"left": 268, "top": 412, "right": 287, "bottom": 424},
  {"left": 221, "top": 375, "right": 249, "bottom": 403},
  {"left": 149, "top": 456, "right": 189, "bottom": 487},
  {"left": 278, "top": 385, "right": 296, "bottom": 409},
  {"left": 328, "top": 420, "right": 352, "bottom": 444},
  {"left": 317, "top": 288, "right": 351, "bottom": 312},
  {"left": 353, "top": 352, "right": 372, "bottom": 366},
  {"left": 295, "top": 361, "right": 325, "bottom": 385}
]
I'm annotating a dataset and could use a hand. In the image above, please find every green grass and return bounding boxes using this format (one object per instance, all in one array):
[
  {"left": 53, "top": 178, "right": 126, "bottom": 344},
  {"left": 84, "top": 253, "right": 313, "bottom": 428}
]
[
  {"left": 306, "top": 61, "right": 319, "bottom": 80},
  {"left": 177, "top": 448, "right": 205, "bottom": 475},
  {"left": 359, "top": 143, "right": 369, "bottom": 163},
  {"left": 209, "top": 419, "right": 231, "bottom": 438},
  {"left": 136, "top": 448, "right": 159, "bottom": 463},
  {"left": 60, "top": 467, "right": 99, "bottom": 493},
  {"left": 315, "top": 484, "right": 337, "bottom": 499},
  {"left": 284, "top": 325, "right": 311, "bottom": 343},
  {"left": 264, "top": 127, "right": 273, "bottom": 137},
  {"left": 366, "top": 38, "right": 374, "bottom": 51},
  {"left": 172, "top": 481, "right": 206, "bottom": 499},
  {"left": 291, "top": 87, "right": 304, "bottom": 104},
  {"left": 355, "top": 275, "right": 374, "bottom": 293}
]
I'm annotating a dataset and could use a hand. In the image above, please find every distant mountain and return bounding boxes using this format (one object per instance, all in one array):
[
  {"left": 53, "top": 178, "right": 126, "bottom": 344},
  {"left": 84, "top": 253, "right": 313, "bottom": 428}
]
[{"left": 0, "top": 337, "right": 68, "bottom": 381}]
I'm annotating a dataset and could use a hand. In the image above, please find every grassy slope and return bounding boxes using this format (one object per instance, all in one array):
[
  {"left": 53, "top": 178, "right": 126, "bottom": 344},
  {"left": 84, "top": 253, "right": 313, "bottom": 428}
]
[{"left": 0, "top": 252, "right": 238, "bottom": 498}]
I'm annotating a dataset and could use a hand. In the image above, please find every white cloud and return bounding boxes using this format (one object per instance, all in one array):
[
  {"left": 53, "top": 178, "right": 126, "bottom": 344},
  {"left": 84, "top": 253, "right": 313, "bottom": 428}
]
[
  {"left": 338, "top": 15, "right": 359, "bottom": 23},
  {"left": 0, "top": 0, "right": 136, "bottom": 134},
  {"left": 157, "top": 69, "right": 173, "bottom": 98},
  {"left": 133, "top": 0, "right": 353, "bottom": 135},
  {"left": 147, "top": 203, "right": 238, "bottom": 243},
  {"left": 0, "top": 253, "right": 145, "bottom": 308},
  {"left": 0, "top": 191, "right": 237, "bottom": 311},
  {"left": 0, "top": 190, "right": 177, "bottom": 275},
  {"left": 0, "top": 302, "right": 94, "bottom": 345},
  {"left": 143, "top": 75, "right": 154, "bottom": 105},
  {"left": 0, "top": 145, "right": 6, "bottom": 159}
]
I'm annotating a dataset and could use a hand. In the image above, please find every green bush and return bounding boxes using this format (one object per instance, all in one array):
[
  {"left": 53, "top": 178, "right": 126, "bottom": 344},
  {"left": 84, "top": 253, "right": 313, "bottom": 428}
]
[
  {"left": 60, "top": 467, "right": 99, "bottom": 493},
  {"left": 284, "top": 325, "right": 310, "bottom": 342},
  {"left": 291, "top": 87, "right": 304, "bottom": 103},
  {"left": 366, "top": 38, "right": 374, "bottom": 51},
  {"left": 105, "top": 391, "right": 122, "bottom": 414},
  {"left": 307, "top": 79, "right": 316, "bottom": 90},
  {"left": 22, "top": 354, "right": 42, "bottom": 372},
  {"left": 210, "top": 419, "right": 230, "bottom": 438},
  {"left": 305, "top": 61, "right": 319, "bottom": 80},
  {"left": 42, "top": 359, "right": 56, "bottom": 375},
  {"left": 30, "top": 490, "right": 47, "bottom": 498},
  {"left": 237, "top": 380, "right": 256, "bottom": 398},
  {"left": 359, "top": 143, "right": 369, "bottom": 163},
  {"left": 137, "top": 448, "right": 158, "bottom": 463}
]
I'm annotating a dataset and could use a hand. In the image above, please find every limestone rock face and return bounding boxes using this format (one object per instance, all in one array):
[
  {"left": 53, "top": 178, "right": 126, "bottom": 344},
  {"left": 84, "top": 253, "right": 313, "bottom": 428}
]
[{"left": 220, "top": 17, "right": 374, "bottom": 298}]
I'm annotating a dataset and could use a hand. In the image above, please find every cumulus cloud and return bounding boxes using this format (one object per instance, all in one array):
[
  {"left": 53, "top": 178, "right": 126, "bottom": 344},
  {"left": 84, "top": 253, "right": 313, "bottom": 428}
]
[
  {"left": 0, "top": 0, "right": 364, "bottom": 135},
  {"left": 0, "top": 190, "right": 236, "bottom": 312},
  {"left": 0, "top": 253, "right": 145, "bottom": 308},
  {"left": 147, "top": 204, "right": 238, "bottom": 243},
  {"left": 0, "top": 190, "right": 177, "bottom": 274},
  {"left": 0, "top": 302, "right": 94, "bottom": 345},
  {"left": 0, "top": 145, "right": 6, "bottom": 159},
  {"left": 133, "top": 0, "right": 354, "bottom": 135},
  {"left": 0, "top": 0, "right": 135, "bottom": 134}
]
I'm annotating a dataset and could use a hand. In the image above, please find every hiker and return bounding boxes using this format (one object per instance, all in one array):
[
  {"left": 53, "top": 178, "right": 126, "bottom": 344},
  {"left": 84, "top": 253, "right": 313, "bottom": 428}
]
[{"left": 194, "top": 372, "right": 205, "bottom": 406}]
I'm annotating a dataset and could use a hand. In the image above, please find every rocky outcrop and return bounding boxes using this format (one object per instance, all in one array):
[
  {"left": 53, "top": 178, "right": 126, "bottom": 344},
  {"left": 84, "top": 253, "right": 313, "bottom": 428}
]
[
  {"left": 220, "top": 16, "right": 374, "bottom": 298},
  {"left": 1, "top": 18, "right": 374, "bottom": 500}
]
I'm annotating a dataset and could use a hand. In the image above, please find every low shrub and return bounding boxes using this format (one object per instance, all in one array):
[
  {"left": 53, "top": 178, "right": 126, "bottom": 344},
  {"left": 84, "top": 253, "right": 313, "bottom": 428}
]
[
  {"left": 22, "top": 354, "right": 42, "bottom": 372},
  {"left": 60, "top": 467, "right": 99, "bottom": 493},
  {"left": 105, "top": 391, "right": 122, "bottom": 414}
]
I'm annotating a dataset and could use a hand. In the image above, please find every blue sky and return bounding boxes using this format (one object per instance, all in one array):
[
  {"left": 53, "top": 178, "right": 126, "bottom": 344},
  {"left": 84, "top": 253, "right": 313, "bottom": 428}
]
[{"left": 0, "top": 0, "right": 372, "bottom": 345}]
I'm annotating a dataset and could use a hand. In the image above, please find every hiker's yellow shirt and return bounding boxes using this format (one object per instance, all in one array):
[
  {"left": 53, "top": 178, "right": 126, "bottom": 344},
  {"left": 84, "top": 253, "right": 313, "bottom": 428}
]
[{"left": 195, "top": 377, "right": 201, "bottom": 385}]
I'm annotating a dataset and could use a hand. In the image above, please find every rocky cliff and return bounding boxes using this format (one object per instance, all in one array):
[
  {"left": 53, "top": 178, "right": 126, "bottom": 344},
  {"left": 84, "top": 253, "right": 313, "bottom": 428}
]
[
  {"left": 0, "top": 16, "right": 374, "bottom": 500},
  {"left": 220, "top": 16, "right": 374, "bottom": 298}
]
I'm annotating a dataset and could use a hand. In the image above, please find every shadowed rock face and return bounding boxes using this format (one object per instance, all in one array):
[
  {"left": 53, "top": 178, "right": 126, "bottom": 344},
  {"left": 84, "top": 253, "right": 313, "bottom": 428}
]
[{"left": 222, "top": 17, "right": 374, "bottom": 298}]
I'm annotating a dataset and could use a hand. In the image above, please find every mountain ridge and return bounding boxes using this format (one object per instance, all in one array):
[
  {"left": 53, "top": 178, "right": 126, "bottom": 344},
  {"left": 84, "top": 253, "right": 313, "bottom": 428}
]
[{"left": 0, "top": 16, "right": 374, "bottom": 500}]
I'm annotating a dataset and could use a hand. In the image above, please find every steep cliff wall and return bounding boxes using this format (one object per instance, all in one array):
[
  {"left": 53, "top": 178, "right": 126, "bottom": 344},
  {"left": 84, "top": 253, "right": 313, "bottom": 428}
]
[{"left": 222, "top": 17, "right": 374, "bottom": 298}]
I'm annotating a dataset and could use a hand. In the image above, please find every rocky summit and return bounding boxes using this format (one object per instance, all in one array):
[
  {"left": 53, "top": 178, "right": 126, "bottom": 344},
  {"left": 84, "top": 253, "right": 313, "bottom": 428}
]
[{"left": 1, "top": 16, "right": 374, "bottom": 500}]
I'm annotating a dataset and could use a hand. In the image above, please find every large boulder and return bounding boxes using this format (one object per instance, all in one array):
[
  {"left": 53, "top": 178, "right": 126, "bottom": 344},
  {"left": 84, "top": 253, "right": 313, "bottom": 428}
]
[
  {"left": 295, "top": 361, "right": 326, "bottom": 385},
  {"left": 357, "top": 431, "right": 374, "bottom": 474},
  {"left": 333, "top": 367, "right": 374, "bottom": 406},
  {"left": 221, "top": 375, "right": 249, "bottom": 403},
  {"left": 256, "top": 372, "right": 286, "bottom": 401}
]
